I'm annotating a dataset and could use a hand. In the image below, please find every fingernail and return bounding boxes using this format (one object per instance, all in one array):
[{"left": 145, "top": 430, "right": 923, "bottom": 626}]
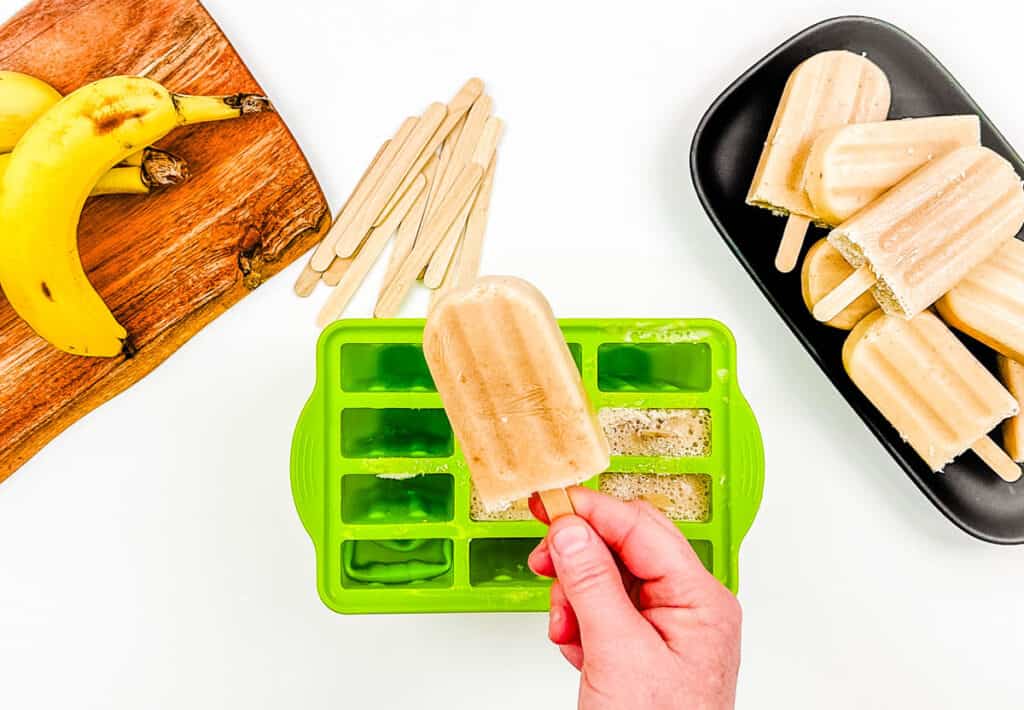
[{"left": 551, "top": 521, "right": 590, "bottom": 555}]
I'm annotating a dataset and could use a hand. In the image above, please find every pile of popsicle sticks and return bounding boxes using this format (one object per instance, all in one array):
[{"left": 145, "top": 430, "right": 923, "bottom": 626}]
[{"left": 294, "top": 78, "right": 501, "bottom": 325}]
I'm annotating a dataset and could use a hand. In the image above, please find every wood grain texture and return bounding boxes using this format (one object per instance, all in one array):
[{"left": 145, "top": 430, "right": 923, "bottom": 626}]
[{"left": 0, "top": 0, "right": 330, "bottom": 482}]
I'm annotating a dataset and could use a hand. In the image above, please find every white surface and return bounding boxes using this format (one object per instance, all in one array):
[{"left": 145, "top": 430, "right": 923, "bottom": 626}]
[{"left": 2, "top": 0, "right": 1023, "bottom": 707}]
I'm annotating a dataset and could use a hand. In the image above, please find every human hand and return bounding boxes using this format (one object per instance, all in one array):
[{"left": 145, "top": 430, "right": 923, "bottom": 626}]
[{"left": 528, "top": 488, "right": 741, "bottom": 710}]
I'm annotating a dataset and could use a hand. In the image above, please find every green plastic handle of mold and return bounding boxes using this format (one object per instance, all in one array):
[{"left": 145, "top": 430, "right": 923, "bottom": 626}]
[
  {"left": 290, "top": 390, "right": 325, "bottom": 544},
  {"left": 727, "top": 389, "right": 765, "bottom": 592}
]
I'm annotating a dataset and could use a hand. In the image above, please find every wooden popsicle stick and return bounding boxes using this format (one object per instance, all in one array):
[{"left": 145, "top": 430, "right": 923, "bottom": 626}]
[
  {"left": 321, "top": 247, "right": 356, "bottom": 287},
  {"left": 375, "top": 78, "right": 483, "bottom": 225},
  {"left": 539, "top": 488, "right": 575, "bottom": 521},
  {"left": 429, "top": 232, "right": 466, "bottom": 310},
  {"left": 813, "top": 265, "right": 875, "bottom": 322},
  {"left": 423, "top": 95, "right": 492, "bottom": 225},
  {"left": 455, "top": 152, "right": 497, "bottom": 285},
  {"left": 775, "top": 214, "right": 810, "bottom": 273},
  {"left": 382, "top": 158, "right": 438, "bottom": 289},
  {"left": 997, "top": 356, "right": 1024, "bottom": 462},
  {"left": 317, "top": 175, "right": 428, "bottom": 327},
  {"left": 335, "top": 102, "right": 448, "bottom": 258},
  {"left": 972, "top": 436, "right": 1022, "bottom": 483},
  {"left": 295, "top": 140, "right": 391, "bottom": 295},
  {"left": 310, "top": 120, "right": 416, "bottom": 271},
  {"left": 416, "top": 116, "right": 465, "bottom": 280},
  {"left": 374, "top": 163, "right": 484, "bottom": 317},
  {"left": 424, "top": 117, "right": 503, "bottom": 288}
]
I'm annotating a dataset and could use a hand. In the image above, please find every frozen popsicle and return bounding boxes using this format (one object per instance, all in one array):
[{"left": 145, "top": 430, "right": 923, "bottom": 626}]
[
  {"left": 747, "top": 50, "right": 891, "bottom": 272},
  {"left": 935, "top": 238, "right": 1024, "bottom": 362},
  {"left": 423, "top": 276, "right": 610, "bottom": 516},
  {"left": 816, "top": 146, "right": 1024, "bottom": 322},
  {"left": 805, "top": 115, "right": 980, "bottom": 225},
  {"left": 997, "top": 356, "right": 1024, "bottom": 462},
  {"left": 843, "top": 310, "right": 1020, "bottom": 481},
  {"left": 801, "top": 238, "right": 878, "bottom": 330}
]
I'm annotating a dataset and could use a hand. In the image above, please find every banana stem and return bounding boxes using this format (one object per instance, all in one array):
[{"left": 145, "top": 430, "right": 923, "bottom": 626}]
[
  {"left": 172, "top": 92, "right": 274, "bottom": 126},
  {"left": 0, "top": 147, "right": 189, "bottom": 196}
]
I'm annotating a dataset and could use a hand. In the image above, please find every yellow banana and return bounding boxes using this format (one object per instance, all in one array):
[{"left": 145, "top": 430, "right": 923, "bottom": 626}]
[
  {"left": 0, "top": 70, "right": 62, "bottom": 151},
  {"left": 0, "top": 75, "right": 272, "bottom": 357},
  {"left": 0, "top": 146, "right": 189, "bottom": 196}
]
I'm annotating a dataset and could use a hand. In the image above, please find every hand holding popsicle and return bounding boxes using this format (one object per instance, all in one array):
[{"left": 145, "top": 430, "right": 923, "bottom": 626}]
[{"left": 527, "top": 488, "right": 742, "bottom": 710}]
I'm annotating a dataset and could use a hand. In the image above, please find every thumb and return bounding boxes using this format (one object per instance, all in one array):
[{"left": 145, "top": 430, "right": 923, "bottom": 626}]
[{"left": 547, "top": 515, "right": 644, "bottom": 642}]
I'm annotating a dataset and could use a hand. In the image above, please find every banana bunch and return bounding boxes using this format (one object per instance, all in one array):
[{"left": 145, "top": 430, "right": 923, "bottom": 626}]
[{"left": 0, "top": 73, "right": 272, "bottom": 357}]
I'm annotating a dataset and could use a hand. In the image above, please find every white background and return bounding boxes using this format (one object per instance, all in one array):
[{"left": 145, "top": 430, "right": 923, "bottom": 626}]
[{"left": 2, "top": 0, "right": 1023, "bottom": 707}]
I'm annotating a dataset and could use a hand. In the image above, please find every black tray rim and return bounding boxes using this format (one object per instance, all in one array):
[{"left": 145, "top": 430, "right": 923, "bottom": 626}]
[{"left": 689, "top": 14, "right": 1024, "bottom": 545}]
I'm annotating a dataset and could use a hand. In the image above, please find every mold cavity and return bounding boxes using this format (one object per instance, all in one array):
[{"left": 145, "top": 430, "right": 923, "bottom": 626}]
[
  {"left": 470, "top": 538, "right": 547, "bottom": 587},
  {"left": 340, "top": 343, "right": 435, "bottom": 392},
  {"left": 470, "top": 485, "right": 532, "bottom": 521},
  {"left": 599, "top": 473, "right": 711, "bottom": 521},
  {"left": 689, "top": 539, "right": 713, "bottom": 574},
  {"left": 599, "top": 408, "right": 711, "bottom": 457},
  {"left": 341, "top": 408, "right": 453, "bottom": 458},
  {"left": 342, "top": 538, "right": 453, "bottom": 588},
  {"left": 342, "top": 474, "right": 454, "bottom": 524},
  {"left": 597, "top": 343, "right": 711, "bottom": 392}
]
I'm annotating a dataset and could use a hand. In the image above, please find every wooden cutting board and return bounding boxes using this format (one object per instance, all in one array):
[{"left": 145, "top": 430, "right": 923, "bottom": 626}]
[{"left": 0, "top": 0, "right": 331, "bottom": 482}]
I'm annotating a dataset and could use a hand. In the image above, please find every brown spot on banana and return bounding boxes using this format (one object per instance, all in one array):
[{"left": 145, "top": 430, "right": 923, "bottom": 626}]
[
  {"left": 40, "top": 281, "right": 52, "bottom": 300},
  {"left": 92, "top": 108, "right": 149, "bottom": 135}
]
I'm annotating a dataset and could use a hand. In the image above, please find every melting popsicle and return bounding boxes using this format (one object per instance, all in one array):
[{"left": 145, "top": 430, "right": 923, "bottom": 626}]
[
  {"left": 815, "top": 146, "right": 1024, "bottom": 322},
  {"left": 843, "top": 310, "right": 1020, "bottom": 481},
  {"left": 423, "top": 276, "right": 610, "bottom": 517},
  {"left": 747, "top": 50, "right": 891, "bottom": 272},
  {"left": 805, "top": 115, "right": 980, "bottom": 225}
]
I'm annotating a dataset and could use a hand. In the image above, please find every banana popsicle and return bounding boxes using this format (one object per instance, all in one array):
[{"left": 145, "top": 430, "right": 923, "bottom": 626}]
[
  {"left": 747, "top": 50, "right": 890, "bottom": 272},
  {"left": 843, "top": 311, "right": 1020, "bottom": 481},
  {"left": 816, "top": 146, "right": 1024, "bottom": 322},
  {"left": 997, "top": 356, "right": 1024, "bottom": 462},
  {"left": 423, "top": 276, "right": 610, "bottom": 516},
  {"left": 801, "top": 238, "right": 878, "bottom": 330},
  {"left": 935, "top": 238, "right": 1024, "bottom": 362},
  {"left": 805, "top": 115, "right": 980, "bottom": 225}
]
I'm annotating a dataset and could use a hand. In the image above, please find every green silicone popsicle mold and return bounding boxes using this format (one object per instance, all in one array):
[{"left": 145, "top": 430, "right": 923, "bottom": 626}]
[{"left": 291, "top": 319, "right": 764, "bottom": 614}]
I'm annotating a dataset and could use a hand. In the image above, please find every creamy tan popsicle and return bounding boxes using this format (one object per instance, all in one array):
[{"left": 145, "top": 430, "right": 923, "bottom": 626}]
[
  {"left": 801, "top": 238, "right": 878, "bottom": 330},
  {"left": 747, "top": 50, "right": 891, "bottom": 272},
  {"left": 423, "top": 276, "right": 610, "bottom": 516}
]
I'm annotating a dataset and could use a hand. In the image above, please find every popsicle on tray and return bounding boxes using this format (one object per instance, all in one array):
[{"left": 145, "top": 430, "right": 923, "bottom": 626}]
[
  {"left": 843, "top": 310, "right": 1020, "bottom": 481},
  {"left": 935, "top": 238, "right": 1024, "bottom": 362},
  {"left": 747, "top": 50, "right": 891, "bottom": 272},
  {"left": 804, "top": 115, "right": 980, "bottom": 225},
  {"left": 997, "top": 356, "right": 1024, "bottom": 463},
  {"left": 801, "top": 238, "right": 878, "bottom": 330},
  {"left": 815, "top": 146, "right": 1024, "bottom": 322},
  {"left": 422, "top": 276, "right": 610, "bottom": 516}
]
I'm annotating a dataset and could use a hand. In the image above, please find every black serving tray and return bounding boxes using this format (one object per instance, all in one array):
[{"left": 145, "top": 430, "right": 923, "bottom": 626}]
[{"left": 690, "top": 15, "right": 1024, "bottom": 544}]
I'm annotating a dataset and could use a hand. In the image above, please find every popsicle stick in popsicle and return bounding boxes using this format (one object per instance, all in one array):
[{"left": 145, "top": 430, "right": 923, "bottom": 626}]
[
  {"left": 335, "top": 102, "right": 448, "bottom": 258},
  {"left": 539, "top": 488, "right": 576, "bottom": 520},
  {"left": 317, "top": 174, "right": 428, "bottom": 327},
  {"left": 813, "top": 265, "right": 875, "bottom": 322},
  {"left": 375, "top": 78, "right": 484, "bottom": 227},
  {"left": 295, "top": 139, "right": 392, "bottom": 294},
  {"left": 775, "top": 215, "right": 810, "bottom": 273},
  {"left": 972, "top": 436, "right": 1022, "bottom": 483}
]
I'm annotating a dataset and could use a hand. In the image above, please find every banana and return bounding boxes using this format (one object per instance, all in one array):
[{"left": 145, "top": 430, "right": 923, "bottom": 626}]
[
  {"left": 0, "top": 70, "right": 62, "bottom": 151},
  {"left": 0, "top": 75, "right": 272, "bottom": 357},
  {"left": 0, "top": 146, "right": 189, "bottom": 196}
]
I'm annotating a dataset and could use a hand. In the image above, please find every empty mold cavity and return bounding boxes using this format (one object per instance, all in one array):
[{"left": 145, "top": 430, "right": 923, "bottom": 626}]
[
  {"left": 470, "top": 538, "right": 547, "bottom": 587},
  {"left": 599, "top": 473, "right": 711, "bottom": 521},
  {"left": 597, "top": 343, "right": 711, "bottom": 392},
  {"left": 600, "top": 408, "right": 711, "bottom": 457},
  {"left": 341, "top": 408, "right": 453, "bottom": 458},
  {"left": 689, "top": 539, "right": 713, "bottom": 574},
  {"left": 342, "top": 538, "right": 453, "bottom": 588},
  {"left": 470, "top": 485, "right": 532, "bottom": 521},
  {"left": 340, "top": 343, "right": 435, "bottom": 392},
  {"left": 342, "top": 474, "right": 453, "bottom": 524},
  {"left": 567, "top": 343, "right": 583, "bottom": 372}
]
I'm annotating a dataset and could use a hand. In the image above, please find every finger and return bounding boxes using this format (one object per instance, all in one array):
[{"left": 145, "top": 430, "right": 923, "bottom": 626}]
[
  {"left": 548, "top": 580, "right": 580, "bottom": 646},
  {"left": 559, "top": 644, "right": 584, "bottom": 671},
  {"left": 546, "top": 515, "right": 647, "bottom": 643},
  {"left": 567, "top": 487, "right": 709, "bottom": 584},
  {"left": 528, "top": 539, "right": 556, "bottom": 578},
  {"left": 528, "top": 492, "right": 549, "bottom": 524}
]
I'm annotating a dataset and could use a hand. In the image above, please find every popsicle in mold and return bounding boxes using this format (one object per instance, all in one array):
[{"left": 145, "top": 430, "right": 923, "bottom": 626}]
[
  {"left": 843, "top": 310, "right": 1020, "bottom": 481},
  {"left": 805, "top": 115, "right": 980, "bottom": 225},
  {"left": 747, "top": 50, "right": 891, "bottom": 272},
  {"left": 423, "top": 276, "right": 610, "bottom": 516},
  {"left": 935, "top": 238, "right": 1024, "bottom": 362},
  {"left": 815, "top": 146, "right": 1024, "bottom": 322}
]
